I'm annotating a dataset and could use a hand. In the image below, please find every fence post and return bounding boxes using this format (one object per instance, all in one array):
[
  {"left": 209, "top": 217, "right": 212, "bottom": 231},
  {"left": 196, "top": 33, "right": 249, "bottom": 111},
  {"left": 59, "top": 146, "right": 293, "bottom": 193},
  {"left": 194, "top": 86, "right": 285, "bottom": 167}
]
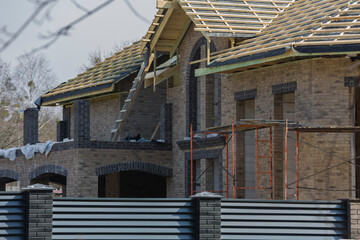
[
  {"left": 22, "top": 184, "right": 54, "bottom": 240},
  {"left": 192, "top": 192, "right": 222, "bottom": 240},
  {"left": 347, "top": 199, "right": 360, "bottom": 239}
]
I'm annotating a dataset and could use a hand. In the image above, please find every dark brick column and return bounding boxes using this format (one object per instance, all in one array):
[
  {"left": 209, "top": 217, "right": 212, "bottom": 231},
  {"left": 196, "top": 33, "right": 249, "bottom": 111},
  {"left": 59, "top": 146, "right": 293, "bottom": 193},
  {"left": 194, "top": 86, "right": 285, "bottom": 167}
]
[
  {"left": 74, "top": 99, "right": 90, "bottom": 142},
  {"left": 192, "top": 192, "right": 222, "bottom": 240},
  {"left": 22, "top": 184, "right": 54, "bottom": 240},
  {"left": 63, "top": 106, "right": 71, "bottom": 138},
  {"left": 23, "top": 108, "right": 39, "bottom": 145},
  {"left": 56, "top": 121, "right": 68, "bottom": 141},
  {"left": 160, "top": 103, "right": 172, "bottom": 143}
]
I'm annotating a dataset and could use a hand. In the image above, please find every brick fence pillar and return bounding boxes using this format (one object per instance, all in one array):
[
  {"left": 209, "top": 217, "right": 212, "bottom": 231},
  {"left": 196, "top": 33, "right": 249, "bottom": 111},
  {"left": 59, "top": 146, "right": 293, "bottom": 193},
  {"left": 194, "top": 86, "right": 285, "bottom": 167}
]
[
  {"left": 74, "top": 99, "right": 90, "bottom": 142},
  {"left": 192, "top": 192, "right": 222, "bottom": 240},
  {"left": 22, "top": 184, "right": 54, "bottom": 240},
  {"left": 23, "top": 108, "right": 39, "bottom": 145},
  {"left": 348, "top": 199, "right": 360, "bottom": 239}
]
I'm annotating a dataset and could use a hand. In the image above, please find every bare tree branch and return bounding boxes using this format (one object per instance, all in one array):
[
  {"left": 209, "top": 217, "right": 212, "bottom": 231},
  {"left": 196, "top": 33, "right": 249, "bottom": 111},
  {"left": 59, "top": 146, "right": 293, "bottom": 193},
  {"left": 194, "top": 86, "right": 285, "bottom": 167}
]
[
  {"left": 70, "top": 0, "right": 90, "bottom": 13},
  {"left": 0, "top": 0, "right": 56, "bottom": 54},
  {"left": 26, "top": 0, "right": 114, "bottom": 55},
  {"left": 124, "top": 0, "right": 150, "bottom": 24}
]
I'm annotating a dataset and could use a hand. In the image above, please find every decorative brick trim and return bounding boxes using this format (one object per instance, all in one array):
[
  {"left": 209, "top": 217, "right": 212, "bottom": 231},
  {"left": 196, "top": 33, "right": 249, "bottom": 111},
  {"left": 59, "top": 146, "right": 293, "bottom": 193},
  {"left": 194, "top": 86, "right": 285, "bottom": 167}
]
[
  {"left": 185, "top": 148, "right": 223, "bottom": 160},
  {"left": 186, "top": 37, "right": 217, "bottom": 135},
  {"left": 29, "top": 164, "right": 68, "bottom": 180},
  {"left": 185, "top": 148, "right": 223, "bottom": 196},
  {"left": 74, "top": 99, "right": 90, "bottom": 142},
  {"left": 177, "top": 136, "right": 226, "bottom": 150},
  {"left": 0, "top": 169, "right": 20, "bottom": 181},
  {"left": 23, "top": 108, "right": 39, "bottom": 145},
  {"left": 234, "top": 89, "right": 257, "bottom": 101},
  {"left": 0, "top": 141, "right": 172, "bottom": 160},
  {"left": 272, "top": 81, "right": 297, "bottom": 95},
  {"left": 95, "top": 162, "right": 173, "bottom": 177},
  {"left": 56, "top": 121, "right": 68, "bottom": 142},
  {"left": 344, "top": 76, "right": 360, "bottom": 87},
  {"left": 63, "top": 106, "right": 71, "bottom": 139},
  {"left": 160, "top": 103, "right": 173, "bottom": 143}
]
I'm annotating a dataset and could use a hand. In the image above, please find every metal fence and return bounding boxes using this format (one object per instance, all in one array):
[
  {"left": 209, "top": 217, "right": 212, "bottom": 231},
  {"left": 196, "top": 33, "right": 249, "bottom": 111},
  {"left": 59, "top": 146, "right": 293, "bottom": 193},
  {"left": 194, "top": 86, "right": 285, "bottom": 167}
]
[
  {"left": 0, "top": 192, "right": 24, "bottom": 240},
  {"left": 52, "top": 198, "right": 196, "bottom": 240},
  {"left": 221, "top": 199, "right": 348, "bottom": 240}
]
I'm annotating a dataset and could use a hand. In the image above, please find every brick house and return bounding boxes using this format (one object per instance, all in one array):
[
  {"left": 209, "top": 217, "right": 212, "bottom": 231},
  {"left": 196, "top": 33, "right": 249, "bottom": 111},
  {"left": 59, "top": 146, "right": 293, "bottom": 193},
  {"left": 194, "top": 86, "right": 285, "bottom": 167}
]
[{"left": 3, "top": 0, "right": 360, "bottom": 200}]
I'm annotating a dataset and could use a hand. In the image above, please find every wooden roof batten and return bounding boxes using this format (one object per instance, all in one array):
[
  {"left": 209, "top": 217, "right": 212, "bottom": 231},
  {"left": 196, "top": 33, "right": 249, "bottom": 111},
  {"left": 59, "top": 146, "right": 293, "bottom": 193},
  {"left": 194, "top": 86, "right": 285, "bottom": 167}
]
[
  {"left": 194, "top": 0, "right": 360, "bottom": 75},
  {"left": 178, "top": 0, "right": 294, "bottom": 38},
  {"left": 41, "top": 41, "right": 145, "bottom": 106}
]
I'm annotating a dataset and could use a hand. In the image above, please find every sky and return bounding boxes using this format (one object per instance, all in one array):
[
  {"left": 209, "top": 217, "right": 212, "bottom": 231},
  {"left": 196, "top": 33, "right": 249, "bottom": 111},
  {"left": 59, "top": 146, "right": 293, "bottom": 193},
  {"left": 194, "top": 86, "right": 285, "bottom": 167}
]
[{"left": 0, "top": 0, "right": 157, "bottom": 85}]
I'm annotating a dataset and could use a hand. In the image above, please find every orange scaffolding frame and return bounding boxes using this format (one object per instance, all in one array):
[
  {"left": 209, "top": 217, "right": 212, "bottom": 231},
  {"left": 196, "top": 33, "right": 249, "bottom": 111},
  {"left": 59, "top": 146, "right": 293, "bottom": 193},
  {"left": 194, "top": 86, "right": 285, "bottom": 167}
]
[
  {"left": 190, "top": 119, "right": 282, "bottom": 199},
  {"left": 285, "top": 124, "right": 360, "bottom": 200},
  {"left": 190, "top": 119, "right": 360, "bottom": 199}
]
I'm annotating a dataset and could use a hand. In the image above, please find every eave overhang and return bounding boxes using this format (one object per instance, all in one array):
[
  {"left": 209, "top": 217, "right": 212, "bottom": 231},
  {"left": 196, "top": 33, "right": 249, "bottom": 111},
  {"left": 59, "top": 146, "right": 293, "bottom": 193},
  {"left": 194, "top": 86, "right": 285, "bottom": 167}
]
[{"left": 195, "top": 43, "right": 360, "bottom": 76}]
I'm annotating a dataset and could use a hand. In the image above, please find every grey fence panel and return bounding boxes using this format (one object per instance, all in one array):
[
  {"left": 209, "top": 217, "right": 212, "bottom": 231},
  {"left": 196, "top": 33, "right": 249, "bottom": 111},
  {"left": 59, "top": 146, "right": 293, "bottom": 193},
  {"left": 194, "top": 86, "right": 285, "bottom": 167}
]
[
  {"left": 0, "top": 193, "right": 25, "bottom": 240},
  {"left": 52, "top": 198, "right": 195, "bottom": 240},
  {"left": 221, "top": 199, "right": 348, "bottom": 240}
]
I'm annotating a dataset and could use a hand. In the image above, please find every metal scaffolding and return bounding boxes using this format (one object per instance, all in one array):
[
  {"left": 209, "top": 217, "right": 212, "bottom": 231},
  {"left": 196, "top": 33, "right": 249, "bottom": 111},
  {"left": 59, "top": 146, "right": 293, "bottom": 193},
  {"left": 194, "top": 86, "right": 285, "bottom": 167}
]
[{"left": 190, "top": 119, "right": 360, "bottom": 200}]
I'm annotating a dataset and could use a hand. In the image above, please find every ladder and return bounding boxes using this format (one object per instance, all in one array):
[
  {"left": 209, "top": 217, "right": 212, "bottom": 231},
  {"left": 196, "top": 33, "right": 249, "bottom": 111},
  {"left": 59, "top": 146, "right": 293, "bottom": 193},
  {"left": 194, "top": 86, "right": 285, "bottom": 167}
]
[
  {"left": 109, "top": 54, "right": 154, "bottom": 141},
  {"left": 256, "top": 127, "right": 273, "bottom": 199}
]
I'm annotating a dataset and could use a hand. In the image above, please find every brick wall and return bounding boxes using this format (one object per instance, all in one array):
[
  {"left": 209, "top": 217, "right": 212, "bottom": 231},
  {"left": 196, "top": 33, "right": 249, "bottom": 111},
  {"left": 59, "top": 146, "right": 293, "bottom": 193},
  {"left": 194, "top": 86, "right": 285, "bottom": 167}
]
[
  {"left": 90, "top": 95, "right": 122, "bottom": 141},
  {"left": 120, "top": 80, "right": 167, "bottom": 140},
  {"left": 167, "top": 23, "right": 359, "bottom": 200},
  {"left": 220, "top": 57, "right": 358, "bottom": 200},
  {"left": 166, "top": 24, "right": 228, "bottom": 198},
  {"left": 0, "top": 145, "right": 172, "bottom": 197}
]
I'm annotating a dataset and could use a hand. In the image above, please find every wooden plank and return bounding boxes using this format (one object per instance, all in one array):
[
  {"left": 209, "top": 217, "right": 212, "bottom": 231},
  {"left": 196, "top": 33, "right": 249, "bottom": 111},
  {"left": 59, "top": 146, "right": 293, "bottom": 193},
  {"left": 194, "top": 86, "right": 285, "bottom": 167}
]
[
  {"left": 157, "top": 0, "right": 180, "bottom": 9},
  {"left": 150, "top": 9, "right": 174, "bottom": 52}
]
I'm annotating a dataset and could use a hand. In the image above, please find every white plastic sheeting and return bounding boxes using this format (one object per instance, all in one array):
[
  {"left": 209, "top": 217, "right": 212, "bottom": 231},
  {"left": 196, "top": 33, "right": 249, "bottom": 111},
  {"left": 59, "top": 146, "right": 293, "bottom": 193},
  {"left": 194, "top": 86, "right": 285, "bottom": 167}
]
[{"left": 0, "top": 139, "right": 73, "bottom": 161}]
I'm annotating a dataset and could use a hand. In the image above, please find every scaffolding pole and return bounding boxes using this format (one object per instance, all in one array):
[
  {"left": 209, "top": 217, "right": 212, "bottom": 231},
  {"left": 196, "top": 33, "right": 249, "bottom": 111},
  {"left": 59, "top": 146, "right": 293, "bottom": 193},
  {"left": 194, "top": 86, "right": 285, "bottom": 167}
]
[
  {"left": 190, "top": 124, "right": 193, "bottom": 196},
  {"left": 285, "top": 119, "right": 288, "bottom": 200},
  {"left": 296, "top": 131, "right": 299, "bottom": 200},
  {"left": 232, "top": 118, "right": 236, "bottom": 198}
]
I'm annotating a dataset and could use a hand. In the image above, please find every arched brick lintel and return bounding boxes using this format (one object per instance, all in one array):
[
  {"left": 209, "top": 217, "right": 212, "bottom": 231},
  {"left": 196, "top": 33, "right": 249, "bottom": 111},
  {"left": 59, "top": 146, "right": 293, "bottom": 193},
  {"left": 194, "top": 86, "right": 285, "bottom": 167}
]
[
  {"left": 29, "top": 164, "right": 68, "bottom": 180},
  {"left": 95, "top": 162, "right": 173, "bottom": 177},
  {"left": 0, "top": 169, "right": 20, "bottom": 181},
  {"left": 186, "top": 36, "right": 217, "bottom": 135}
]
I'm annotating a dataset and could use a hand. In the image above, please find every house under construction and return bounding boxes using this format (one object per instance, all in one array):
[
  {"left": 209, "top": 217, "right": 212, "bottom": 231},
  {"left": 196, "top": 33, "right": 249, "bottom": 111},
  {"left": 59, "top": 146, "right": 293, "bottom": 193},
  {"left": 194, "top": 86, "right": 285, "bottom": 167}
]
[{"left": 2, "top": 0, "right": 360, "bottom": 201}]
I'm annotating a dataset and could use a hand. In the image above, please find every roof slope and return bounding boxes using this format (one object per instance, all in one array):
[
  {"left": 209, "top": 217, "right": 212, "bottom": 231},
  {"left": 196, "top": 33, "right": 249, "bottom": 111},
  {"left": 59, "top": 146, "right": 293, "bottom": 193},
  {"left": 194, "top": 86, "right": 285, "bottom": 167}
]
[
  {"left": 41, "top": 41, "right": 144, "bottom": 105},
  {"left": 209, "top": 0, "right": 360, "bottom": 65},
  {"left": 178, "top": 0, "right": 294, "bottom": 37}
]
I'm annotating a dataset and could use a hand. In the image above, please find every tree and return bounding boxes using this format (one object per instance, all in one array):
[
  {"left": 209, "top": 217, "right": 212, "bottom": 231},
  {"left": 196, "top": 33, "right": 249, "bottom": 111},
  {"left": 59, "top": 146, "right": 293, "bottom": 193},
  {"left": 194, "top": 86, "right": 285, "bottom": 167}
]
[
  {"left": 13, "top": 52, "right": 57, "bottom": 108},
  {"left": 0, "top": 59, "right": 22, "bottom": 149},
  {"left": 0, "top": 53, "right": 61, "bottom": 149},
  {"left": 78, "top": 40, "right": 133, "bottom": 72}
]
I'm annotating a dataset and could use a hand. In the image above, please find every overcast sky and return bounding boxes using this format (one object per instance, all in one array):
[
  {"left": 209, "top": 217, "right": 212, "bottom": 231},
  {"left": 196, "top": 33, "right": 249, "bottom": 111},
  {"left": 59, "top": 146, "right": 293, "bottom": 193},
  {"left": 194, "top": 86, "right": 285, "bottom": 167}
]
[{"left": 0, "top": 0, "right": 157, "bottom": 85}]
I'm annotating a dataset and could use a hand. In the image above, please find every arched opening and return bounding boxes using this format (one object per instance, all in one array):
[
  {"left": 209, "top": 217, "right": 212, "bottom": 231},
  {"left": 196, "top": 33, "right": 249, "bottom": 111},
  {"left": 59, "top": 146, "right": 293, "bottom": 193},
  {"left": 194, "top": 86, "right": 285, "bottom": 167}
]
[
  {"left": 0, "top": 170, "right": 21, "bottom": 191},
  {"left": 98, "top": 171, "right": 166, "bottom": 198},
  {"left": 0, "top": 178, "right": 20, "bottom": 191},
  {"left": 30, "top": 173, "right": 66, "bottom": 197}
]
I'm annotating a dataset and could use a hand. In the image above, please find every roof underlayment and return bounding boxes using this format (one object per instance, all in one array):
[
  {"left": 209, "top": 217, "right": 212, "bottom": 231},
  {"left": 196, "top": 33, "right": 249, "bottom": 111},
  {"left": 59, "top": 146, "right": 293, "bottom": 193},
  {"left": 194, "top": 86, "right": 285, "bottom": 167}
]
[
  {"left": 41, "top": 41, "right": 144, "bottom": 106},
  {"left": 203, "top": 0, "right": 360, "bottom": 68}
]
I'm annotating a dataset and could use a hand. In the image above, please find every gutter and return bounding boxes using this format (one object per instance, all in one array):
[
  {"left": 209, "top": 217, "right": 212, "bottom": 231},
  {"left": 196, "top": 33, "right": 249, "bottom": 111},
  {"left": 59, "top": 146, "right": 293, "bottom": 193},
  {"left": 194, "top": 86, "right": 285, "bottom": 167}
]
[{"left": 195, "top": 43, "right": 360, "bottom": 77}]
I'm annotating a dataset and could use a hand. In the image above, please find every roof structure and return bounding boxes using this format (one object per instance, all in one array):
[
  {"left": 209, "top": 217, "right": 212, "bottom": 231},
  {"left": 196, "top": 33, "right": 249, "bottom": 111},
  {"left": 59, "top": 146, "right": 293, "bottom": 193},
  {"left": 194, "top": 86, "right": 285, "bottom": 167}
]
[
  {"left": 143, "top": 0, "right": 293, "bottom": 52},
  {"left": 141, "top": 6, "right": 191, "bottom": 55},
  {"left": 196, "top": 0, "right": 360, "bottom": 75},
  {"left": 178, "top": 0, "right": 294, "bottom": 38},
  {"left": 41, "top": 41, "right": 144, "bottom": 106}
]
